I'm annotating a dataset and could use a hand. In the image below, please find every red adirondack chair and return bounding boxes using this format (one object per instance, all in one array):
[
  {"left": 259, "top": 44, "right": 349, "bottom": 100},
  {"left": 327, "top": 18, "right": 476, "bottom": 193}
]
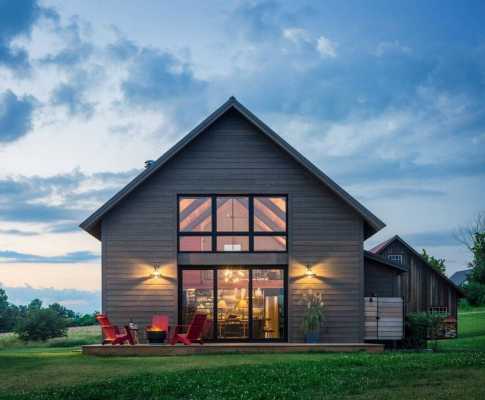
[
  {"left": 96, "top": 314, "right": 134, "bottom": 345},
  {"left": 170, "top": 313, "right": 207, "bottom": 345},
  {"left": 145, "top": 315, "right": 169, "bottom": 333}
]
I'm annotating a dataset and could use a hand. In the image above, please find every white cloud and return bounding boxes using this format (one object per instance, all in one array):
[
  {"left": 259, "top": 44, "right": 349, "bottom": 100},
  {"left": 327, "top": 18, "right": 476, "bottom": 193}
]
[
  {"left": 282, "top": 27, "right": 311, "bottom": 45},
  {"left": 282, "top": 29, "right": 337, "bottom": 59},
  {"left": 374, "top": 40, "right": 412, "bottom": 57},
  {"left": 316, "top": 35, "right": 337, "bottom": 58}
]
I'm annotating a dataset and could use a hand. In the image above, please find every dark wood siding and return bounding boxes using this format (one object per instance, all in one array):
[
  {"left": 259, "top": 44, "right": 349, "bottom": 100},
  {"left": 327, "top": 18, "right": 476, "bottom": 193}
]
[
  {"left": 102, "top": 108, "right": 365, "bottom": 342},
  {"left": 364, "top": 258, "right": 401, "bottom": 297},
  {"left": 378, "top": 242, "right": 458, "bottom": 317}
]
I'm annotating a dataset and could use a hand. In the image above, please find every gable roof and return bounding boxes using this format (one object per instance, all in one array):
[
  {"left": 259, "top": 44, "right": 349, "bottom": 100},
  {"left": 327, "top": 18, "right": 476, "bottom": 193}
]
[
  {"left": 369, "top": 235, "right": 464, "bottom": 295},
  {"left": 80, "top": 96, "right": 385, "bottom": 240},
  {"left": 449, "top": 269, "right": 472, "bottom": 286},
  {"left": 369, "top": 236, "right": 396, "bottom": 254},
  {"left": 364, "top": 250, "right": 407, "bottom": 273}
]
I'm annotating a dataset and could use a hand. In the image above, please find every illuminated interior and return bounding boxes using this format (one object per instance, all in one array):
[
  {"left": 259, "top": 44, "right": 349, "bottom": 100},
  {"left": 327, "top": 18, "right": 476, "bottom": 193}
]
[
  {"left": 178, "top": 195, "right": 287, "bottom": 252},
  {"left": 181, "top": 267, "right": 285, "bottom": 340}
]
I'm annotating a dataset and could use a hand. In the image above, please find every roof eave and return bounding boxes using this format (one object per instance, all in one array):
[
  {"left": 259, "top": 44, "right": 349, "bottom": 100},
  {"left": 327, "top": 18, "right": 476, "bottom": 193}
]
[{"left": 364, "top": 250, "right": 407, "bottom": 273}]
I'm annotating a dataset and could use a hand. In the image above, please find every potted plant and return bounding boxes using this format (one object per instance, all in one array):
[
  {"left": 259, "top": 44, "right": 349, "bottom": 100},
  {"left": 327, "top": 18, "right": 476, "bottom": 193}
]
[{"left": 302, "top": 291, "right": 325, "bottom": 343}]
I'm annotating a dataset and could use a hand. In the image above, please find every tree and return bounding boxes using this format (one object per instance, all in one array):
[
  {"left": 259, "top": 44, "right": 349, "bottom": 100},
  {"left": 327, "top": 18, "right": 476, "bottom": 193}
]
[
  {"left": 48, "top": 303, "right": 76, "bottom": 320},
  {"left": 454, "top": 211, "right": 485, "bottom": 252},
  {"left": 458, "top": 216, "right": 485, "bottom": 305},
  {"left": 28, "top": 299, "right": 43, "bottom": 311},
  {"left": 0, "top": 288, "right": 8, "bottom": 318},
  {"left": 72, "top": 313, "right": 97, "bottom": 327},
  {"left": 468, "top": 232, "right": 485, "bottom": 284},
  {"left": 421, "top": 249, "right": 446, "bottom": 274},
  {"left": 0, "top": 289, "right": 18, "bottom": 333},
  {"left": 14, "top": 308, "right": 67, "bottom": 342}
]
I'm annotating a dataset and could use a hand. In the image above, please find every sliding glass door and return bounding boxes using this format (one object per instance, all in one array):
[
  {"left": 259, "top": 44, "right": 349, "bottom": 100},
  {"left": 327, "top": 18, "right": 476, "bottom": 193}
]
[
  {"left": 217, "top": 269, "right": 249, "bottom": 339},
  {"left": 252, "top": 269, "right": 285, "bottom": 339},
  {"left": 180, "top": 269, "right": 214, "bottom": 339},
  {"left": 179, "top": 266, "right": 287, "bottom": 341}
]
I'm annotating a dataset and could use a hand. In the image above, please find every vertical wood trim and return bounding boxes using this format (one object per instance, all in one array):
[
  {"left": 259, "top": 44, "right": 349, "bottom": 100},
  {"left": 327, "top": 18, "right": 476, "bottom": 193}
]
[
  {"left": 173, "top": 193, "right": 178, "bottom": 326},
  {"left": 213, "top": 268, "right": 218, "bottom": 340},
  {"left": 101, "top": 219, "right": 107, "bottom": 313},
  {"left": 287, "top": 193, "right": 294, "bottom": 341},
  {"left": 248, "top": 268, "right": 253, "bottom": 339},
  {"left": 359, "top": 221, "right": 365, "bottom": 341}
]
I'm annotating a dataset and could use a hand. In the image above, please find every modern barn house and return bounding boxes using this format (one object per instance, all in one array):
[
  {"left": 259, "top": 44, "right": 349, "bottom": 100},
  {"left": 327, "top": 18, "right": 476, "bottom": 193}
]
[{"left": 81, "top": 97, "right": 462, "bottom": 349}]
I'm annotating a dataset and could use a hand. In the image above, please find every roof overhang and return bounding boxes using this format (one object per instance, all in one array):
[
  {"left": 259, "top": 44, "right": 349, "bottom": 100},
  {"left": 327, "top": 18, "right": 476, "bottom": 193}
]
[{"left": 364, "top": 250, "right": 407, "bottom": 273}]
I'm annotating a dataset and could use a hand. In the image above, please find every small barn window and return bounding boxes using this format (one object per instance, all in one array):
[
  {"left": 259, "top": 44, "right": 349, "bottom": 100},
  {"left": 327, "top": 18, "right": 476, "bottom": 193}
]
[{"left": 388, "top": 254, "right": 403, "bottom": 264}]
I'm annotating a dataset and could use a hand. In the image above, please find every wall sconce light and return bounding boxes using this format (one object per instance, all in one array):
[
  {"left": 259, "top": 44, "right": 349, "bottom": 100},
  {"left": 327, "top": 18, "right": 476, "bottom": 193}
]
[
  {"left": 305, "top": 264, "right": 316, "bottom": 278},
  {"left": 151, "top": 264, "right": 161, "bottom": 279}
]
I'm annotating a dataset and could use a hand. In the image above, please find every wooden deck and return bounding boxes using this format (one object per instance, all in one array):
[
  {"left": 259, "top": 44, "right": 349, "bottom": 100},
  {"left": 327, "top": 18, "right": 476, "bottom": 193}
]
[{"left": 82, "top": 342, "right": 384, "bottom": 356}]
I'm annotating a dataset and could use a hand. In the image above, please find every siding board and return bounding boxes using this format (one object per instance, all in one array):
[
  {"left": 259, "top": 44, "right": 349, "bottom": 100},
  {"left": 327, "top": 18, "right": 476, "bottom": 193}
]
[
  {"left": 102, "top": 108, "right": 365, "bottom": 342},
  {"left": 377, "top": 241, "right": 459, "bottom": 317}
]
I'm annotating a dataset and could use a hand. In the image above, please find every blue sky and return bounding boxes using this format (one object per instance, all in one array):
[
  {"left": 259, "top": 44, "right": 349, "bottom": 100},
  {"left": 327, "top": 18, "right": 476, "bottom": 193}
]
[{"left": 0, "top": 0, "right": 484, "bottom": 312}]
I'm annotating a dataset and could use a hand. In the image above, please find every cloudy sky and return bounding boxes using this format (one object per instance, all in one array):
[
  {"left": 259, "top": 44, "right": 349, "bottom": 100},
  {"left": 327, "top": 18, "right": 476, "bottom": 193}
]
[{"left": 1, "top": 0, "right": 484, "bottom": 312}]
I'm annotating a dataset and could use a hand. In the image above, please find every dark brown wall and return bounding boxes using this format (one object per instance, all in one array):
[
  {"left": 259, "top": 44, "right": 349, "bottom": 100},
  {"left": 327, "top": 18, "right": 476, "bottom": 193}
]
[
  {"left": 364, "top": 258, "right": 401, "bottom": 297},
  {"left": 378, "top": 241, "right": 458, "bottom": 317},
  {"left": 101, "top": 108, "right": 365, "bottom": 342}
]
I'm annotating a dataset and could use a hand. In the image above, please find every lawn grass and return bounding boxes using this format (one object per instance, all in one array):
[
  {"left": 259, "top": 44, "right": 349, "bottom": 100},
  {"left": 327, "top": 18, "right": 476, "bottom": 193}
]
[
  {"left": 0, "top": 310, "right": 484, "bottom": 399},
  {"left": 437, "top": 306, "right": 485, "bottom": 351},
  {"left": 0, "top": 325, "right": 101, "bottom": 349}
]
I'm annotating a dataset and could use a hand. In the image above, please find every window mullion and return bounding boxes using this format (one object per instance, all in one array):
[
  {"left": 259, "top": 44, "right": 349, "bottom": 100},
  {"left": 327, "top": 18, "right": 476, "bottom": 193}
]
[
  {"left": 211, "top": 195, "right": 216, "bottom": 252},
  {"left": 249, "top": 196, "right": 254, "bottom": 252}
]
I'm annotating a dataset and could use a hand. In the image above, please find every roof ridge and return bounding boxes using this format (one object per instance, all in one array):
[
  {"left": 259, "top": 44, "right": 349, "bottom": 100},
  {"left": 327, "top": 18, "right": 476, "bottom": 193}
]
[{"left": 369, "top": 235, "right": 398, "bottom": 254}]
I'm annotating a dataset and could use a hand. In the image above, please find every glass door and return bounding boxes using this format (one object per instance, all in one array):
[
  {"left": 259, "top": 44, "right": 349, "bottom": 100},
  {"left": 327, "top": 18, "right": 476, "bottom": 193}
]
[
  {"left": 251, "top": 269, "right": 285, "bottom": 339},
  {"left": 179, "top": 266, "right": 286, "bottom": 341},
  {"left": 180, "top": 269, "right": 214, "bottom": 339},
  {"left": 217, "top": 269, "right": 249, "bottom": 339}
]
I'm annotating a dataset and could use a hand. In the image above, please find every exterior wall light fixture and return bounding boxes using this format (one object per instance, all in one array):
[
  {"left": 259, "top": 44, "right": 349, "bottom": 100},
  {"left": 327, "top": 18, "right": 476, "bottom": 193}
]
[
  {"left": 152, "top": 264, "right": 161, "bottom": 279},
  {"left": 305, "top": 264, "right": 316, "bottom": 278}
]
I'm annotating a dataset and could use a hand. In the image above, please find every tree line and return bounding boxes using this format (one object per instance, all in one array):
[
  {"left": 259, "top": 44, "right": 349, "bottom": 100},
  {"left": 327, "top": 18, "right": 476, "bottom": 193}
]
[{"left": 0, "top": 289, "right": 98, "bottom": 340}]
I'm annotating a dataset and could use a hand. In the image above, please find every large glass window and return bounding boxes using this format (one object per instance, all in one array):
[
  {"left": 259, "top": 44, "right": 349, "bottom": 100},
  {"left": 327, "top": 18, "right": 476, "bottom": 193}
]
[
  {"left": 217, "top": 197, "right": 249, "bottom": 232},
  {"left": 252, "top": 269, "right": 285, "bottom": 339},
  {"left": 254, "top": 236, "right": 286, "bottom": 252},
  {"left": 181, "top": 270, "right": 214, "bottom": 339},
  {"left": 179, "top": 236, "right": 212, "bottom": 252},
  {"left": 178, "top": 195, "right": 287, "bottom": 252},
  {"left": 217, "top": 236, "right": 249, "bottom": 252},
  {"left": 179, "top": 197, "right": 212, "bottom": 232},
  {"left": 179, "top": 266, "right": 286, "bottom": 341},
  {"left": 217, "top": 269, "right": 249, "bottom": 339},
  {"left": 254, "top": 196, "right": 286, "bottom": 232}
]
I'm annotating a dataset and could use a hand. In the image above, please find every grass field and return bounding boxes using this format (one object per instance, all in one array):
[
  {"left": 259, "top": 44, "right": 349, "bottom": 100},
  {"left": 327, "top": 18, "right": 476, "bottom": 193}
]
[{"left": 0, "top": 309, "right": 484, "bottom": 400}]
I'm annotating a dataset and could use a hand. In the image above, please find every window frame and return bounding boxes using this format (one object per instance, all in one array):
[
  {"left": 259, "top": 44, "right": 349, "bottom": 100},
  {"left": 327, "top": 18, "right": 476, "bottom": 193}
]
[
  {"left": 177, "top": 265, "right": 288, "bottom": 342},
  {"left": 177, "top": 194, "right": 288, "bottom": 253},
  {"left": 388, "top": 254, "right": 404, "bottom": 264}
]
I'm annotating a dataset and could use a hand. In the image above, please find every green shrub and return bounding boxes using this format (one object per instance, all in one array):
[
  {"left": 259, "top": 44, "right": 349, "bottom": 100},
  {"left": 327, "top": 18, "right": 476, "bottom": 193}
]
[
  {"left": 404, "top": 312, "right": 442, "bottom": 349},
  {"left": 14, "top": 308, "right": 68, "bottom": 342}
]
